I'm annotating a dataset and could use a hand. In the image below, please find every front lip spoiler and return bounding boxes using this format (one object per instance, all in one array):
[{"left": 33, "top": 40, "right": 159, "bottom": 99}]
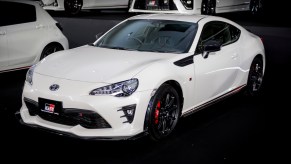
[{"left": 15, "top": 111, "right": 147, "bottom": 141}]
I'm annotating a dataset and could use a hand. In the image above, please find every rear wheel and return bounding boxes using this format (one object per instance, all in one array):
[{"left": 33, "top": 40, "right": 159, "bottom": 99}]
[
  {"left": 201, "top": 0, "right": 216, "bottom": 15},
  {"left": 40, "top": 44, "right": 64, "bottom": 60},
  {"left": 64, "top": 0, "right": 83, "bottom": 16},
  {"left": 246, "top": 57, "right": 264, "bottom": 96},
  {"left": 250, "top": 0, "right": 264, "bottom": 15},
  {"left": 147, "top": 84, "right": 181, "bottom": 141}
]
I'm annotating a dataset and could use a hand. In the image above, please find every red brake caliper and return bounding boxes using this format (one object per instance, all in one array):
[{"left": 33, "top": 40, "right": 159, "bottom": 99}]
[{"left": 154, "top": 101, "right": 161, "bottom": 125}]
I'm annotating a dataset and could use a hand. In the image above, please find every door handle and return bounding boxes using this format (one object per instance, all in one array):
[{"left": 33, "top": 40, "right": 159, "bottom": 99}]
[
  {"left": 0, "top": 31, "right": 6, "bottom": 35},
  {"left": 36, "top": 24, "right": 44, "bottom": 29}
]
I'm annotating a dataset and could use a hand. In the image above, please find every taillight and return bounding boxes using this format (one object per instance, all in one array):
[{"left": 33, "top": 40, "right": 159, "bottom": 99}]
[{"left": 56, "top": 23, "right": 63, "bottom": 31}]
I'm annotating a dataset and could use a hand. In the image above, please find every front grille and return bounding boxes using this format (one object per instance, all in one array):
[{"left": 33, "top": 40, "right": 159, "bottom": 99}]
[
  {"left": 24, "top": 98, "right": 111, "bottom": 129},
  {"left": 134, "top": 0, "right": 177, "bottom": 10}
]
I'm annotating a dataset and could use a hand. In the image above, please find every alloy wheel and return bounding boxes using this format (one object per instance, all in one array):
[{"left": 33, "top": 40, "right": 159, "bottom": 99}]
[
  {"left": 247, "top": 57, "right": 264, "bottom": 95},
  {"left": 147, "top": 84, "right": 181, "bottom": 141},
  {"left": 201, "top": 0, "right": 215, "bottom": 15}
]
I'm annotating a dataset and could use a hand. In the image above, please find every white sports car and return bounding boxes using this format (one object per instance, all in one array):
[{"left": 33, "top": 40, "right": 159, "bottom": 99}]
[
  {"left": 18, "top": 14, "right": 265, "bottom": 141},
  {"left": 129, "top": 0, "right": 263, "bottom": 15},
  {"left": 41, "top": 0, "right": 133, "bottom": 15}
]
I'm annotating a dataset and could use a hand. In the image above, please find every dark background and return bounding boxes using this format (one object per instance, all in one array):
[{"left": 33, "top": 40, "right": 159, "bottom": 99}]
[{"left": 0, "top": 3, "right": 290, "bottom": 163}]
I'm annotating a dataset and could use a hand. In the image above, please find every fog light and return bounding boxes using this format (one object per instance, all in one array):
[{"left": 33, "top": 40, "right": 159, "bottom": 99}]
[{"left": 118, "top": 104, "right": 136, "bottom": 124}]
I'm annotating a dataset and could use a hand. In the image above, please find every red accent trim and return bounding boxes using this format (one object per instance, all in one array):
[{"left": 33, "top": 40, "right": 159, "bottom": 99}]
[
  {"left": 182, "top": 85, "right": 247, "bottom": 117},
  {"left": 0, "top": 66, "right": 31, "bottom": 73},
  {"left": 154, "top": 101, "right": 161, "bottom": 125}
]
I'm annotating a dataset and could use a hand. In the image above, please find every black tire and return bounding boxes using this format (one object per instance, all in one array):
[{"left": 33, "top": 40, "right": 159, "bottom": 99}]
[
  {"left": 250, "top": 0, "right": 264, "bottom": 15},
  {"left": 246, "top": 57, "right": 264, "bottom": 96},
  {"left": 64, "top": 0, "right": 83, "bottom": 16},
  {"left": 201, "top": 0, "right": 216, "bottom": 15},
  {"left": 40, "top": 44, "right": 64, "bottom": 60},
  {"left": 146, "top": 84, "right": 181, "bottom": 141}
]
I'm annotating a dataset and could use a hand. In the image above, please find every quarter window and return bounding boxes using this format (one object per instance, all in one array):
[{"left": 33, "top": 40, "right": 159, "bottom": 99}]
[{"left": 0, "top": 2, "right": 36, "bottom": 27}]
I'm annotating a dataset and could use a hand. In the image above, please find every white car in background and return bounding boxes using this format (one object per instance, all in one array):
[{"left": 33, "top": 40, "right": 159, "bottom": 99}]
[
  {"left": 18, "top": 14, "right": 265, "bottom": 141},
  {"left": 0, "top": 0, "right": 68, "bottom": 73},
  {"left": 41, "top": 0, "right": 133, "bottom": 15},
  {"left": 129, "top": 0, "right": 263, "bottom": 15}
]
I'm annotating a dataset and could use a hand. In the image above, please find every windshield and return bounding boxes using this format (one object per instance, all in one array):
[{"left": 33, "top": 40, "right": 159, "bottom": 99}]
[{"left": 96, "top": 19, "right": 198, "bottom": 53}]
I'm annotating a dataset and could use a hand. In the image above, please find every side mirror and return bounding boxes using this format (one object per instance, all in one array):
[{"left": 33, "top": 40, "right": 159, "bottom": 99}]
[{"left": 202, "top": 40, "right": 222, "bottom": 58}]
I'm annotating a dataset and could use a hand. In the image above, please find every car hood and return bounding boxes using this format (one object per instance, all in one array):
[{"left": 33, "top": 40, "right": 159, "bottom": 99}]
[{"left": 35, "top": 46, "right": 177, "bottom": 83}]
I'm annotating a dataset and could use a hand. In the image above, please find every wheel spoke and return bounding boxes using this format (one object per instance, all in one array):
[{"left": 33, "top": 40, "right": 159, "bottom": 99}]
[
  {"left": 161, "top": 118, "right": 167, "bottom": 134},
  {"left": 165, "top": 94, "right": 174, "bottom": 108},
  {"left": 167, "top": 105, "right": 177, "bottom": 112}
]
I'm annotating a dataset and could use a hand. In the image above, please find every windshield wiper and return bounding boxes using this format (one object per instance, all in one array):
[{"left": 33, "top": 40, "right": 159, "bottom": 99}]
[
  {"left": 99, "top": 45, "right": 136, "bottom": 51},
  {"left": 142, "top": 49, "right": 181, "bottom": 54}
]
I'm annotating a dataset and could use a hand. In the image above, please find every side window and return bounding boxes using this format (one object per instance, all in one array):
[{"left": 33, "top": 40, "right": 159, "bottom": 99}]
[
  {"left": 195, "top": 21, "right": 240, "bottom": 55},
  {"left": 0, "top": 2, "right": 36, "bottom": 27},
  {"left": 229, "top": 24, "right": 241, "bottom": 42}
]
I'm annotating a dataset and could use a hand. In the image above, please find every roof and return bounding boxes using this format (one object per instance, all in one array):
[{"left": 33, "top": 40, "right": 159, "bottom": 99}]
[{"left": 129, "top": 14, "right": 208, "bottom": 23}]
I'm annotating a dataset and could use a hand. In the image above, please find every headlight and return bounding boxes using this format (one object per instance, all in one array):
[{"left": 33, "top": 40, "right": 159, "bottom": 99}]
[
  {"left": 89, "top": 79, "right": 139, "bottom": 97},
  {"left": 26, "top": 65, "right": 36, "bottom": 85}
]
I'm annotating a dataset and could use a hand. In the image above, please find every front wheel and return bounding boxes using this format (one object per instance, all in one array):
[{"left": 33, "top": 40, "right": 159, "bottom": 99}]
[
  {"left": 146, "top": 84, "right": 181, "bottom": 141},
  {"left": 246, "top": 57, "right": 264, "bottom": 96},
  {"left": 64, "top": 0, "right": 83, "bottom": 16}
]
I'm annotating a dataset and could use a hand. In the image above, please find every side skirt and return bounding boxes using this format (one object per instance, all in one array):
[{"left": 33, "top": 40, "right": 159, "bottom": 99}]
[
  {"left": 0, "top": 66, "right": 31, "bottom": 73},
  {"left": 182, "top": 85, "right": 246, "bottom": 117}
]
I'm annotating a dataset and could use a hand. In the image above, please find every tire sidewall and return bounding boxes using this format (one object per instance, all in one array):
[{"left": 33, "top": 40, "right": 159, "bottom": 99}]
[
  {"left": 250, "top": 0, "right": 263, "bottom": 15},
  {"left": 64, "top": 0, "right": 83, "bottom": 15},
  {"left": 246, "top": 57, "right": 264, "bottom": 96},
  {"left": 201, "top": 0, "right": 216, "bottom": 15}
]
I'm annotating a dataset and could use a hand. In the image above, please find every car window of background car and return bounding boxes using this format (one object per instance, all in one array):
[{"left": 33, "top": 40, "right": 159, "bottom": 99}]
[
  {"left": 229, "top": 24, "right": 241, "bottom": 43},
  {"left": 0, "top": 1, "right": 36, "bottom": 27}
]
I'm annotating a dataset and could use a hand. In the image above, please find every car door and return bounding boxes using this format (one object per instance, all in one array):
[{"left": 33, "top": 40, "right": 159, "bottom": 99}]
[
  {"left": 193, "top": 21, "right": 240, "bottom": 106},
  {"left": 89, "top": 0, "right": 128, "bottom": 7},
  {"left": 0, "top": 25, "right": 8, "bottom": 71},
  {"left": 5, "top": 2, "right": 43, "bottom": 68},
  {"left": 0, "top": 2, "right": 9, "bottom": 71}
]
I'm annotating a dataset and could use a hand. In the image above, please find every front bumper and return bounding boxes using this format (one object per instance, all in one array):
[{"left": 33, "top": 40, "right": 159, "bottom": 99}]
[
  {"left": 20, "top": 74, "right": 153, "bottom": 140},
  {"left": 16, "top": 111, "right": 147, "bottom": 140}
]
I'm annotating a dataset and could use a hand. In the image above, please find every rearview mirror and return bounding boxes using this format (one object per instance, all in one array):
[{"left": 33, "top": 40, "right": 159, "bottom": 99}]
[{"left": 202, "top": 40, "right": 222, "bottom": 58}]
